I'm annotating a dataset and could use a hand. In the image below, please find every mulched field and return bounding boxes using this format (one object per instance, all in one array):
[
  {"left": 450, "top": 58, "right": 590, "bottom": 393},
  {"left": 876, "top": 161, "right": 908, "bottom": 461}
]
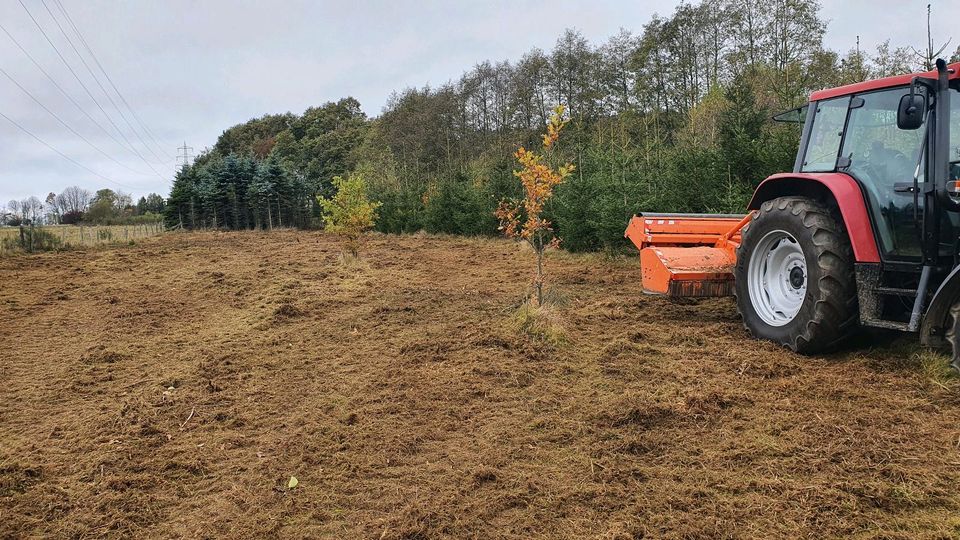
[{"left": 1, "top": 230, "right": 959, "bottom": 539}]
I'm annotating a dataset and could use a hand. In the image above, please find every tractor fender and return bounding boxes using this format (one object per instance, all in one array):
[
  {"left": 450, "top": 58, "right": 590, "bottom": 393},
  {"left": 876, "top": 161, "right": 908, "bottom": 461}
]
[
  {"left": 920, "top": 266, "right": 960, "bottom": 347},
  {"left": 748, "top": 172, "right": 881, "bottom": 263}
]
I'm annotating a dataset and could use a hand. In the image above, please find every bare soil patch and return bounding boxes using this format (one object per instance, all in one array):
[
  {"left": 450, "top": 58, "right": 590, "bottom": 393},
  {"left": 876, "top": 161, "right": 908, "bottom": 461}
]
[{"left": 1, "top": 231, "right": 959, "bottom": 538}]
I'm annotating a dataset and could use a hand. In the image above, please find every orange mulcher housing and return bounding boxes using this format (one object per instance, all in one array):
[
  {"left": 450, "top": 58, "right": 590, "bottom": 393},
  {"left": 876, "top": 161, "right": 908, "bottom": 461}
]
[{"left": 624, "top": 212, "right": 753, "bottom": 297}]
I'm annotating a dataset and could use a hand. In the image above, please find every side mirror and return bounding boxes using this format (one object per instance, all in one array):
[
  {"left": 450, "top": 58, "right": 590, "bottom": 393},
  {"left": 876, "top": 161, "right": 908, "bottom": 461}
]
[{"left": 897, "top": 93, "right": 925, "bottom": 130}]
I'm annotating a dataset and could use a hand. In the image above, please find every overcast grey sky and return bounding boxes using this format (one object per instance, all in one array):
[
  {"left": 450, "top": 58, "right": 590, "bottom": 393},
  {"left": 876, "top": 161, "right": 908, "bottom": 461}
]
[{"left": 0, "top": 0, "right": 956, "bottom": 202}]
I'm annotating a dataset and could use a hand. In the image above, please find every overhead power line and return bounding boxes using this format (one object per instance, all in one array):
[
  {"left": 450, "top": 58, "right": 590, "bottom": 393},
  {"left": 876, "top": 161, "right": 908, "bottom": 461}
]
[
  {"left": 0, "top": 66, "right": 157, "bottom": 179},
  {"left": 0, "top": 109, "right": 135, "bottom": 190},
  {"left": 0, "top": 22, "right": 161, "bottom": 174},
  {"left": 53, "top": 0, "right": 175, "bottom": 161},
  {"left": 16, "top": 0, "right": 166, "bottom": 179},
  {"left": 37, "top": 0, "right": 169, "bottom": 167}
]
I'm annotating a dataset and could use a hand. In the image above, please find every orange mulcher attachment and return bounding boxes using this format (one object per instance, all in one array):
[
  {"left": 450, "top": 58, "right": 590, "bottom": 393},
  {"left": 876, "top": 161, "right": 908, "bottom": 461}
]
[{"left": 624, "top": 212, "right": 753, "bottom": 297}]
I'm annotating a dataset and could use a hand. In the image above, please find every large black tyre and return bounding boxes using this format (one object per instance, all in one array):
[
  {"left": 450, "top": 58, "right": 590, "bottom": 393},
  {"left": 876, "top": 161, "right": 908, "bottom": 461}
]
[{"left": 734, "top": 197, "right": 858, "bottom": 353}]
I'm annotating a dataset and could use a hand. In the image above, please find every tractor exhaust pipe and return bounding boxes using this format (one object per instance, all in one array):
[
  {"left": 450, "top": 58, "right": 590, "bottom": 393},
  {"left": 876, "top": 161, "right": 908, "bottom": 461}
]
[{"left": 934, "top": 59, "right": 955, "bottom": 211}]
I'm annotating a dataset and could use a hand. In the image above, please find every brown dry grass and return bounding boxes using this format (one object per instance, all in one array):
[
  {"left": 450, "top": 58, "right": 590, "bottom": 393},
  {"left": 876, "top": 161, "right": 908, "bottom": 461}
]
[
  {"left": 1, "top": 230, "right": 960, "bottom": 539},
  {"left": 0, "top": 224, "right": 164, "bottom": 255}
]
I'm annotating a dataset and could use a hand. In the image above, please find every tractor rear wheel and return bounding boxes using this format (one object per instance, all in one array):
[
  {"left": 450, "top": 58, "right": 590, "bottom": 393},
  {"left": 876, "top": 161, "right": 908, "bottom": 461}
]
[{"left": 734, "top": 197, "right": 858, "bottom": 353}]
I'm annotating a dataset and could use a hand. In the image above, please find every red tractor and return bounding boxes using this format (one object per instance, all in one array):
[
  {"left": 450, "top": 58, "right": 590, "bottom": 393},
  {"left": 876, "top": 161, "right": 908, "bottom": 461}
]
[{"left": 626, "top": 59, "right": 960, "bottom": 367}]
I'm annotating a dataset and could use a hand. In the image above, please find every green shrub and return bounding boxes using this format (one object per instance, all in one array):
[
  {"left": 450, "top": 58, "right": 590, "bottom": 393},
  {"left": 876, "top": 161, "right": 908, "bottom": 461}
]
[
  {"left": 424, "top": 176, "right": 496, "bottom": 236},
  {"left": 371, "top": 184, "right": 424, "bottom": 234}
]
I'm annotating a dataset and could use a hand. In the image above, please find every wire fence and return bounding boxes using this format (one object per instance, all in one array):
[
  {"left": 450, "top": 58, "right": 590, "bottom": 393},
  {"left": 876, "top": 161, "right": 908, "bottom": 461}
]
[{"left": 0, "top": 222, "right": 165, "bottom": 255}]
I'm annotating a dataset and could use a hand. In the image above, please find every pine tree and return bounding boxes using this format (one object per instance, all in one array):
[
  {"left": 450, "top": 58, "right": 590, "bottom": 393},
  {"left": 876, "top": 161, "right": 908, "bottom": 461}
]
[{"left": 165, "top": 165, "right": 198, "bottom": 229}]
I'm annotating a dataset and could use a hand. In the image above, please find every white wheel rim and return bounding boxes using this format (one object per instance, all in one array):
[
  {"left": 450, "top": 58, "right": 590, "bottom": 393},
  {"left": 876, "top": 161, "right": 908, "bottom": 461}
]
[{"left": 747, "top": 230, "right": 807, "bottom": 327}]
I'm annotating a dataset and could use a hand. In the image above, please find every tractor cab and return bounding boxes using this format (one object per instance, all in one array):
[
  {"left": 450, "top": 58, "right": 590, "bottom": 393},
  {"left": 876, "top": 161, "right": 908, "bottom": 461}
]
[
  {"left": 796, "top": 69, "right": 960, "bottom": 263},
  {"left": 769, "top": 63, "right": 960, "bottom": 260},
  {"left": 784, "top": 60, "right": 960, "bottom": 334},
  {"left": 626, "top": 59, "right": 960, "bottom": 368}
]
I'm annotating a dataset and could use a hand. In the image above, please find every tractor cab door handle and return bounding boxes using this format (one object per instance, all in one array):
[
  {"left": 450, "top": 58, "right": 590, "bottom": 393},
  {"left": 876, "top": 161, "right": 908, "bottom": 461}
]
[{"left": 894, "top": 182, "right": 918, "bottom": 194}]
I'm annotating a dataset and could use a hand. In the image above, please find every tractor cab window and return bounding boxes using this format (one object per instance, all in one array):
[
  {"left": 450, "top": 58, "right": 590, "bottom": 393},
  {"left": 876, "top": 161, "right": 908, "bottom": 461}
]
[
  {"left": 946, "top": 86, "right": 960, "bottom": 256},
  {"left": 841, "top": 87, "right": 927, "bottom": 259},
  {"left": 801, "top": 96, "right": 849, "bottom": 172}
]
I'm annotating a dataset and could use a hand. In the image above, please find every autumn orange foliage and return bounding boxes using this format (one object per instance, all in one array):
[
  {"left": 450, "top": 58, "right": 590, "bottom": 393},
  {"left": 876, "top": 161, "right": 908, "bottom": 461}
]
[{"left": 495, "top": 105, "right": 574, "bottom": 306}]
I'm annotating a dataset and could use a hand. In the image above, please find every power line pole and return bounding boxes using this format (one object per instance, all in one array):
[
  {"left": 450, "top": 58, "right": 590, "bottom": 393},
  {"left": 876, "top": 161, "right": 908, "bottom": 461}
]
[{"left": 176, "top": 142, "right": 194, "bottom": 169}]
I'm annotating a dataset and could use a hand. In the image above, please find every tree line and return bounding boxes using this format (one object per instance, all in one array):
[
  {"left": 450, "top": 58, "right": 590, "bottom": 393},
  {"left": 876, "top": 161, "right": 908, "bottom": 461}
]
[
  {"left": 165, "top": 0, "right": 959, "bottom": 251},
  {"left": 2, "top": 187, "right": 166, "bottom": 226},
  {"left": 164, "top": 98, "right": 364, "bottom": 230}
]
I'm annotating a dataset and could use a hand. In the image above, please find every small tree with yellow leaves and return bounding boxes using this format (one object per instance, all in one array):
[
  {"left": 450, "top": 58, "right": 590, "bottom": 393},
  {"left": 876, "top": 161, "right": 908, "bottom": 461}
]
[
  {"left": 318, "top": 173, "right": 381, "bottom": 258},
  {"left": 495, "top": 105, "right": 575, "bottom": 306}
]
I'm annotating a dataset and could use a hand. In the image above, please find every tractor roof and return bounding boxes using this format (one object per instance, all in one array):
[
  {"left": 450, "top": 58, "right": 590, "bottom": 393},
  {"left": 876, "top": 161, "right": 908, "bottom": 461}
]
[{"left": 810, "top": 62, "right": 960, "bottom": 102}]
